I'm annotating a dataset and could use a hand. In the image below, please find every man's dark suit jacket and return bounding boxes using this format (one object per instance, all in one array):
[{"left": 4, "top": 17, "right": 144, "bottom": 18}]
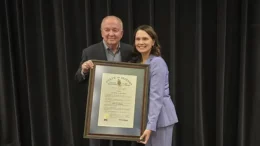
[{"left": 75, "top": 41, "right": 133, "bottom": 83}]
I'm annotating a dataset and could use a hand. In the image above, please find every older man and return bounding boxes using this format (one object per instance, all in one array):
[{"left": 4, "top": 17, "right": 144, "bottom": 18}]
[
  {"left": 75, "top": 16, "right": 133, "bottom": 146},
  {"left": 75, "top": 16, "right": 132, "bottom": 83}
]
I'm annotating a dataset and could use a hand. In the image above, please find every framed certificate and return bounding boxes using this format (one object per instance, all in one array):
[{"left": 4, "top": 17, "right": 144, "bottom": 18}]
[{"left": 83, "top": 60, "right": 149, "bottom": 141}]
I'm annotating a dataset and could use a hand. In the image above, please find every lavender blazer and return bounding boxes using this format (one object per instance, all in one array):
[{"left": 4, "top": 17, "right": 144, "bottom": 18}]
[{"left": 145, "top": 55, "right": 178, "bottom": 131}]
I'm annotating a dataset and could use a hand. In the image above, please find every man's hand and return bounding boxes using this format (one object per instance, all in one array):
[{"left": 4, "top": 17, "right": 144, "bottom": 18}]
[
  {"left": 81, "top": 60, "right": 94, "bottom": 73},
  {"left": 138, "top": 129, "right": 152, "bottom": 144}
]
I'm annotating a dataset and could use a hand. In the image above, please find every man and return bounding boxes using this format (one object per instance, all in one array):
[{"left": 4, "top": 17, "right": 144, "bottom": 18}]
[
  {"left": 75, "top": 15, "right": 132, "bottom": 83},
  {"left": 75, "top": 16, "right": 133, "bottom": 146}
]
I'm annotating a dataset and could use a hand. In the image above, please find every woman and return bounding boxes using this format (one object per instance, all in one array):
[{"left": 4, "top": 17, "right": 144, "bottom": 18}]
[{"left": 132, "top": 25, "right": 178, "bottom": 146}]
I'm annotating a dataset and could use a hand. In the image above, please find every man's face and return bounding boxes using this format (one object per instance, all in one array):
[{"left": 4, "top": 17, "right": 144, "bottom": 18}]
[{"left": 101, "top": 18, "right": 123, "bottom": 47}]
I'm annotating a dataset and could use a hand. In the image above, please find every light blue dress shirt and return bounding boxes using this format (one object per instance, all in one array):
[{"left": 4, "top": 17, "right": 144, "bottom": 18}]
[{"left": 102, "top": 40, "right": 121, "bottom": 62}]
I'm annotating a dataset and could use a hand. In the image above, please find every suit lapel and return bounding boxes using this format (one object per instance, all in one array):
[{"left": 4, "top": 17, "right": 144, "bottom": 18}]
[
  {"left": 120, "top": 43, "right": 129, "bottom": 62},
  {"left": 145, "top": 55, "right": 155, "bottom": 64},
  {"left": 97, "top": 42, "right": 107, "bottom": 60},
  {"left": 121, "top": 49, "right": 127, "bottom": 62}
]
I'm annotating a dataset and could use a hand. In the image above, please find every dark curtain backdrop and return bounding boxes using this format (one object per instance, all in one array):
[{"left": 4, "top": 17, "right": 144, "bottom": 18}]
[{"left": 1, "top": 0, "right": 260, "bottom": 146}]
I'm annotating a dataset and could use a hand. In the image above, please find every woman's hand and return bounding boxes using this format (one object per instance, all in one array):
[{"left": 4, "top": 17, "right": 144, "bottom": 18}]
[{"left": 138, "top": 129, "right": 152, "bottom": 144}]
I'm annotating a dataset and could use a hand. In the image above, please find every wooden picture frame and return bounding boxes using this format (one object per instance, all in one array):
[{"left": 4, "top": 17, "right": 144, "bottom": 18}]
[{"left": 83, "top": 60, "right": 149, "bottom": 141}]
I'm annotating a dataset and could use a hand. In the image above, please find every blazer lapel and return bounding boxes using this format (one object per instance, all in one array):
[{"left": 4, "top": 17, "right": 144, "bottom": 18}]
[
  {"left": 145, "top": 55, "right": 155, "bottom": 64},
  {"left": 120, "top": 43, "right": 128, "bottom": 62},
  {"left": 97, "top": 42, "right": 107, "bottom": 60}
]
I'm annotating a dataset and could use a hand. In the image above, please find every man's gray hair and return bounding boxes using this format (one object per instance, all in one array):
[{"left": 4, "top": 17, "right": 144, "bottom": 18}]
[{"left": 100, "top": 15, "right": 123, "bottom": 30}]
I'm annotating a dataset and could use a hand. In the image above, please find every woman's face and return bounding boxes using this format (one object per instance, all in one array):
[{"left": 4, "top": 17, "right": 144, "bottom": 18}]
[{"left": 135, "top": 30, "right": 155, "bottom": 55}]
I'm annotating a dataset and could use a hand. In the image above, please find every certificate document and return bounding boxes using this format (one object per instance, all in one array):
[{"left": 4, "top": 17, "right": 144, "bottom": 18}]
[{"left": 98, "top": 73, "right": 137, "bottom": 128}]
